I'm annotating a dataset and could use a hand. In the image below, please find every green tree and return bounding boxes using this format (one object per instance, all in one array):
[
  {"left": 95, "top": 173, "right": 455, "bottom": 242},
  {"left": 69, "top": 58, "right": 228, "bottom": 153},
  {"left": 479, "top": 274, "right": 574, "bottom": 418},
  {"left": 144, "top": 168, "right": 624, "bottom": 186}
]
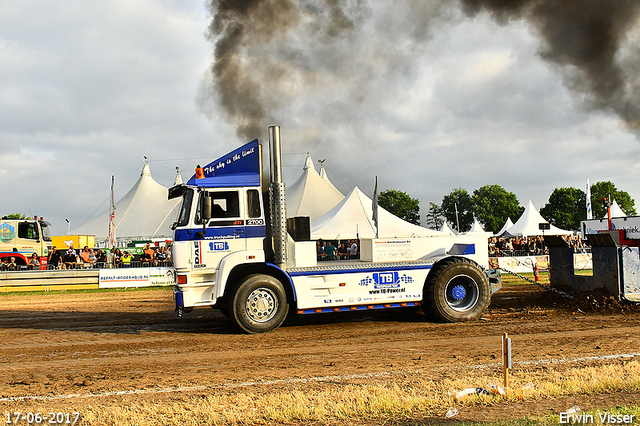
[
  {"left": 4, "top": 213, "right": 27, "bottom": 219},
  {"left": 441, "top": 188, "right": 473, "bottom": 232},
  {"left": 471, "top": 185, "right": 524, "bottom": 233},
  {"left": 425, "top": 202, "right": 444, "bottom": 230},
  {"left": 540, "top": 187, "right": 586, "bottom": 231},
  {"left": 378, "top": 189, "right": 420, "bottom": 225},
  {"left": 590, "top": 181, "right": 637, "bottom": 219}
]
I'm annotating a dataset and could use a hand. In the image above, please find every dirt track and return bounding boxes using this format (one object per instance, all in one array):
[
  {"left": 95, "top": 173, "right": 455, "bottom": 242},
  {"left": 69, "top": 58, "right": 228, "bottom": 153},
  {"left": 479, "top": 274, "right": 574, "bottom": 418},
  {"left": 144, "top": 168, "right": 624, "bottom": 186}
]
[{"left": 1, "top": 284, "right": 639, "bottom": 423}]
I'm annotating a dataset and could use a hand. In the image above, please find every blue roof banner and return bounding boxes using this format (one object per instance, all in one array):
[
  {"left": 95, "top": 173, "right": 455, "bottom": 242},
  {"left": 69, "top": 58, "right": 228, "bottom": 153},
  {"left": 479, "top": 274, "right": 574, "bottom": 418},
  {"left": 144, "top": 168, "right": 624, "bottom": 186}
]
[{"left": 187, "top": 140, "right": 260, "bottom": 187}]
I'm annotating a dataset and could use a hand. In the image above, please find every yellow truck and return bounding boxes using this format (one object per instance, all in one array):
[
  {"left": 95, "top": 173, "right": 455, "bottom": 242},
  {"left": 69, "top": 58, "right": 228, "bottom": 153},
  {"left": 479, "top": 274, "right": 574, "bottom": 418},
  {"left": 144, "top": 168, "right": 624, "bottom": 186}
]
[{"left": 50, "top": 235, "right": 96, "bottom": 251}]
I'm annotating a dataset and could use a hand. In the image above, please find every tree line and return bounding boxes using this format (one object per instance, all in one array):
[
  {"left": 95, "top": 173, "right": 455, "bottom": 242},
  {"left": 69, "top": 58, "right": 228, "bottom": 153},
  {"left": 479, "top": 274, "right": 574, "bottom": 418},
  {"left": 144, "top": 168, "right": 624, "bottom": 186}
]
[{"left": 378, "top": 181, "right": 637, "bottom": 233}]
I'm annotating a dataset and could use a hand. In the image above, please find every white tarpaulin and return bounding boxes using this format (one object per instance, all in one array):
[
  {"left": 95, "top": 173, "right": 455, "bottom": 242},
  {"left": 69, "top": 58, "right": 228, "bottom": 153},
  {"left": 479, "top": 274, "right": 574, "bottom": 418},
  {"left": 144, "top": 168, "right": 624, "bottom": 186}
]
[
  {"left": 467, "top": 218, "right": 492, "bottom": 236},
  {"left": 608, "top": 200, "right": 627, "bottom": 218},
  {"left": 440, "top": 221, "right": 457, "bottom": 236},
  {"left": 500, "top": 200, "right": 572, "bottom": 238},
  {"left": 494, "top": 217, "right": 514, "bottom": 237},
  {"left": 72, "top": 162, "right": 181, "bottom": 242},
  {"left": 311, "top": 187, "right": 442, "bottom": 240},
  {"left": 286, "top": 154, "right": 344, "bottom": 223}
]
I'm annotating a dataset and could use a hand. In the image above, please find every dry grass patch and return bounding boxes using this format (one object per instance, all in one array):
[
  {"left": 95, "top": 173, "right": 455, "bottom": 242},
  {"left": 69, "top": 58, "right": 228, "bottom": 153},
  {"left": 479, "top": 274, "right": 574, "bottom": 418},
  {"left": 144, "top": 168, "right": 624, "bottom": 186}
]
[{"left": 78, "top": 360, "right": 640, "bottom": 425}]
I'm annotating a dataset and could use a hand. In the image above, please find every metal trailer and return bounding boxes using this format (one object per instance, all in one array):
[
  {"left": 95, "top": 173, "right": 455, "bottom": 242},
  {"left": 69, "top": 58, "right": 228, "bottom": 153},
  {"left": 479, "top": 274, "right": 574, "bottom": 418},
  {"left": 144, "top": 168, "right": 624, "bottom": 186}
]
[{"left": 547, "top": 227, "right": 640, "bottom": 302}]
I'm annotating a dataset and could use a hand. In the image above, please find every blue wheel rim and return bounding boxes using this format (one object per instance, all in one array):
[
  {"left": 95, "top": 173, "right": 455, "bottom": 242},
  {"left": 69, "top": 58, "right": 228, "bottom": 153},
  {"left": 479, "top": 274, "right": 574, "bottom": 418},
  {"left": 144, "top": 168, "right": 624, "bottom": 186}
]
[{"left": 445, "top": 274, "right": 479, "bottom": 312}]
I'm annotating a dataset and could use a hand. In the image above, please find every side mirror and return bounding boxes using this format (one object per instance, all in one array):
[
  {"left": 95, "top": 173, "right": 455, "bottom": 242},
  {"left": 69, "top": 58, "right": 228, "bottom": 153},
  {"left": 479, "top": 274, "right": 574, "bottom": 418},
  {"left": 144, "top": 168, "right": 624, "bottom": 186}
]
[
  {"left": 201, "top": 194, "right": 212, "bottom": 221},
  {"left": 200, "top": 193, "right": 212, "bottom": 236}
]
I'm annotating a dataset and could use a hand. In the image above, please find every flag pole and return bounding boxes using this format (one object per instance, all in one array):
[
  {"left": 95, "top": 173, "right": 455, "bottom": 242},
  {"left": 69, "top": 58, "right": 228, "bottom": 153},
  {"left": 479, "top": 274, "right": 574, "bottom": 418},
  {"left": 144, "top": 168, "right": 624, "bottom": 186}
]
[
  {"left": 108, "top": 175, "right": 116, "bottom": 249},
  {"left": 586, "top": 177, "right": 592, "bottom": 220},
  {"left": 372, "top": 176, "right": 379, "bottom": 238}
]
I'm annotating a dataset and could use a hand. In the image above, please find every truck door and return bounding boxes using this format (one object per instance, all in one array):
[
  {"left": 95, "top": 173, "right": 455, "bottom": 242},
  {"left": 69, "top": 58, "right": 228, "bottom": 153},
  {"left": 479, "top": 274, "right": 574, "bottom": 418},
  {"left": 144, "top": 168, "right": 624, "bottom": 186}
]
[
  {"left": 17, "top": 221, "right": 47, "bottom": 261},
  {"left": 194, "top": 189, "right": 246, "bottom": 268}
]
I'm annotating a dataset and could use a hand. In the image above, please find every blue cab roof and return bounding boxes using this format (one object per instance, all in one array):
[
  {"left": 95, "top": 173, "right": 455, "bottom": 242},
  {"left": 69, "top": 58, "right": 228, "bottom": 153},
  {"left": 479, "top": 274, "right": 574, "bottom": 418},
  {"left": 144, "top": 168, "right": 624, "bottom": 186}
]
[{"left": 186, "top": 139, "right": 261, "bottom": 188}]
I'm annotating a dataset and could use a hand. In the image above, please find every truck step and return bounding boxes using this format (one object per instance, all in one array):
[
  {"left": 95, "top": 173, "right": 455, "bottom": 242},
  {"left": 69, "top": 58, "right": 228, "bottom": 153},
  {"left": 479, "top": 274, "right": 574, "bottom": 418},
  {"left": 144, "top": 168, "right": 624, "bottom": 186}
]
[{"left": 297, "top": 301, "right": 421, "bottom": 314}]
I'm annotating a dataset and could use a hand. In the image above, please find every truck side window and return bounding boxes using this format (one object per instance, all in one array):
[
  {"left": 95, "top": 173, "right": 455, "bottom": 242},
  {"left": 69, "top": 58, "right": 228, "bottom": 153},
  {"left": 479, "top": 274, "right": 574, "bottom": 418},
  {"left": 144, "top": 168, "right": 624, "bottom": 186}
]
[
  {"left": 196, "top": 191, "right": 240, "bottom": 223},
  {"left": 18, "top": 222, "right": 38, "bottom": 240},
  {"left": 247, "top": 189, "right": 261, "bottom": 218}
]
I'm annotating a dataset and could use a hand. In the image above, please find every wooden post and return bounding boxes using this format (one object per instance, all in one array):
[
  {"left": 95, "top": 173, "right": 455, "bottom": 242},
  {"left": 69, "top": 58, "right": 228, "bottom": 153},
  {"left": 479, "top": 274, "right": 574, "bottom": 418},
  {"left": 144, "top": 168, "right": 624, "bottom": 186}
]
[{"left": 502, "top": 332, "right": 511, "bottom": 389}]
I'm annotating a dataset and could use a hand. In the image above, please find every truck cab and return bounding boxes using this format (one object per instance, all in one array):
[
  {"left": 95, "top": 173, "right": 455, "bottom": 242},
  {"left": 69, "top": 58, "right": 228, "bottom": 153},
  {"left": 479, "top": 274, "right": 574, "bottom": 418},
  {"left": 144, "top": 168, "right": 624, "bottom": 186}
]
[
  {"left": 0, "top": 217, "right": 51, "bottom": 268},
  {"left": 169, "top": 140, "right": 273, "bottom": 313}
]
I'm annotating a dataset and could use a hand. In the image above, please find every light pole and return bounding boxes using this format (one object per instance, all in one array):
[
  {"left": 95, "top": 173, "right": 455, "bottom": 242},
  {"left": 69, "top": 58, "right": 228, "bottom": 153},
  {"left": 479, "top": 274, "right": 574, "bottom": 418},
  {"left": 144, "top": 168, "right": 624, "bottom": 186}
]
[
  {"left": 65, "top": 218, "right": 70, "bottom": 235},
  {"left": 454, "top": 203, "right": 460, "bottom": 233}
]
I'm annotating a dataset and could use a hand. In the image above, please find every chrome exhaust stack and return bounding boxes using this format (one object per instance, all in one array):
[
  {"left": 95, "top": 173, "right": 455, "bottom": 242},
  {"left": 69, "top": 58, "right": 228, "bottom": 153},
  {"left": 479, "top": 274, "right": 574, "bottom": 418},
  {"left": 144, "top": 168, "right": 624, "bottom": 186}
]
[{"left": 268, "top": 125, "right": 288, "bottom": 269}]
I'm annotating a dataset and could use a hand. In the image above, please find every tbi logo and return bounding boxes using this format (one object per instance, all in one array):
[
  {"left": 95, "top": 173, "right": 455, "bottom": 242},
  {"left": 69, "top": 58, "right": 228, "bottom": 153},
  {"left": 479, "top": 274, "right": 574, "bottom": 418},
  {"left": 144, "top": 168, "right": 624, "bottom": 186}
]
[
  {"left": 373, "top": 272, "right": 399, "bottom": 288},
  {"left": 209, "top": 241, "right": 230, "bottom": 251},
  {"left": 360, "top": 272, "right": 414, "bottom": 288}
]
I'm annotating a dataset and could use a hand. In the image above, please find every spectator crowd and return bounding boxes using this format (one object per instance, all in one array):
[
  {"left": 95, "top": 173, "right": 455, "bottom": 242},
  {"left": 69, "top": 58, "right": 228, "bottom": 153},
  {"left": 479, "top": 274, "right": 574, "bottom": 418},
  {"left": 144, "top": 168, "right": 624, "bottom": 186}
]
[
  {"left": 317, "top": 239, "right": 359, "bottom": 261},
  {"left": 47, "top": 243, "right": 172, "bottom": 269},
  {"left": 489, "top": 234, "right": 587, "bottom": 257}
]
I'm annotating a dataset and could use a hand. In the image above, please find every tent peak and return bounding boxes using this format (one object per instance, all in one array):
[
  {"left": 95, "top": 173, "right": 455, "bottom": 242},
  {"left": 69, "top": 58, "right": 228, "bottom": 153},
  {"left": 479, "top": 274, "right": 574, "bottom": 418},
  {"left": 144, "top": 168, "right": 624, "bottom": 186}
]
[
  {"left": 318, "top": 158, "right": 327, "bottom": 177},
  {"left": 304, "top": 154, "right": 315, "bottom": 171},
  {"left": 608, "top": 200, "right": 627, "bottom": 218},
  {"left": 141, "top": 161, "right": 151, "bottom": 177},
  {"left": 499, "top": 199, "right": 572, "bottom": 238},
  {"left": 174, "top": 166, "right": 183, "bottom": 185},
  {"left": 286, "top": 153, "right": 344, "bottom": 222}
]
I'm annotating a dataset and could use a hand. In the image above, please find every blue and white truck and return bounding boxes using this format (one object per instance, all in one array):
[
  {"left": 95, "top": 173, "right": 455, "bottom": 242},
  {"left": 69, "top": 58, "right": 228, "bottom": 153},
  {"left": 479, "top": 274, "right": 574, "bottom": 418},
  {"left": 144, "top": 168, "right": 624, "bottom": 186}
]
[{"left": 169, "top": 126, "right": 500, "bottom": 333}]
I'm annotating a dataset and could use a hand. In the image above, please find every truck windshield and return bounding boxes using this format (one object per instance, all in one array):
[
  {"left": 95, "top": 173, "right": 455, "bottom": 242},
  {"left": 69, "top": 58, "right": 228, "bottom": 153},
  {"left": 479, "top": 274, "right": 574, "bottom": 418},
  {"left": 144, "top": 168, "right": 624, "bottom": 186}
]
[{"left": 175, "top": 189, "right": 194, "bottom": 227}]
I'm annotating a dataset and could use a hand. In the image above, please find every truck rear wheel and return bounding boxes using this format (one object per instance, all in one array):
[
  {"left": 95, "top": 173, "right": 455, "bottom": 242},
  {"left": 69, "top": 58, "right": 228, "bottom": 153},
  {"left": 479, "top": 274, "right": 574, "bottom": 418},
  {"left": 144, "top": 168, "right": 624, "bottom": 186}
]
[
  {"left": 229, "top": 274, "right": 289, "bottom": 333},
  {"left": 424, "top": 257, "right": 490, "bottom": 322}
]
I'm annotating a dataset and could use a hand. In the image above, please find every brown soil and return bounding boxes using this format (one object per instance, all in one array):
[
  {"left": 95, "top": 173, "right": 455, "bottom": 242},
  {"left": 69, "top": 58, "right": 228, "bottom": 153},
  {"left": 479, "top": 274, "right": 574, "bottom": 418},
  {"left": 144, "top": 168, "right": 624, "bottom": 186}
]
[{"left": 1, "top": 284, "right": 639, "bottom": 424}]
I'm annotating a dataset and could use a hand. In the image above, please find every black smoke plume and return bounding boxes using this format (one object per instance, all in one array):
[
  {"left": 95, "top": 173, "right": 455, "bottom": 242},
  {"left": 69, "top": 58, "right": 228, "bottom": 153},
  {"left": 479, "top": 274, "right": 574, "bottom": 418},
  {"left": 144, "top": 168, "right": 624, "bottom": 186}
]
[
  {"left": 461, "top": 0, "right": 640, "bottom": 131},
  {"left": 203, "top": 0, "right": 640, "bottom": 141}
]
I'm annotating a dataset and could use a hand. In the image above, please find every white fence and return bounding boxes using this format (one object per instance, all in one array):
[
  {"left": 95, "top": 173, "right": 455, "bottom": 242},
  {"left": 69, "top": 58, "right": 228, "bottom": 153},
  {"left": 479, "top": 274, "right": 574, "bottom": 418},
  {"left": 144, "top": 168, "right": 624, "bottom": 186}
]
[{"left": 489, "top": 253, "right": 592, "bottom": 274}]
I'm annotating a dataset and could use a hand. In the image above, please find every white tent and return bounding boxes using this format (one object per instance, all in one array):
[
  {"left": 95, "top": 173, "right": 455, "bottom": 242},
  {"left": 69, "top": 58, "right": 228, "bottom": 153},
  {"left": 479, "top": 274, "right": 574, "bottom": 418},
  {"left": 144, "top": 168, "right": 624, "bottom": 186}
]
[
  {"left": 467, "top": 218, "right": 492, "bottom": 235},
  {"left": 72, "top": 162, "right": 181, "bottom": 242},
  {"left": 608, "top": 200, "right": 627, "bottom": 218},
  {"left": 500, "top": 200, "right": 572, "bottom": 238},
  {"left": 440, "top": 221, "right": 457, "bottom": 236},
  {"left": 494, "top": 217, "right": 514, "bottom": 237},
  {"left": 286, "top": 154, "right": 344, "bottom": 223},
  {"left": 311, "top": 187, "right": 442, "bottom": 240},
  {"left": 319, "top": 162, "right": 342, "bottom": 195}
]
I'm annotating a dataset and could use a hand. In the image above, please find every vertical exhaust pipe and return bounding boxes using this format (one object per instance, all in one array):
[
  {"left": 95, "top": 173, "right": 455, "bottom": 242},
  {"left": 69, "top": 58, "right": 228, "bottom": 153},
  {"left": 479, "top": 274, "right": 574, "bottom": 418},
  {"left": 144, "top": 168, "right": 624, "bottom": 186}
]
[{"left": 268, "top": 125, "right": 288, "bottom": 269}]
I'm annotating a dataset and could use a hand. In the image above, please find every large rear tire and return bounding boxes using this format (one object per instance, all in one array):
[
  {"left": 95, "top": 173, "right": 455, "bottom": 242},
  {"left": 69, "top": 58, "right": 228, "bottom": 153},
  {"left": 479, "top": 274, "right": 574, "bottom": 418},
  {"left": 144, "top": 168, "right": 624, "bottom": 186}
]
[
  {"left": 229, "top": 274, "right": 289, "bottom": 333},
  {"left": 423, "top": 257, "right": 490, "bottom": 322}
]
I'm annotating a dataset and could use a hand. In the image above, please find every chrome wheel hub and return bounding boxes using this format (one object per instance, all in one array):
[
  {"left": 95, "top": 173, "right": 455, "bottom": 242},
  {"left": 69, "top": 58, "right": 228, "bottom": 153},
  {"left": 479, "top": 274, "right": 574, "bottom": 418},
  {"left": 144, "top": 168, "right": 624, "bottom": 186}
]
[{"left": 245, "top": 287, "right": 278, "bottom": 322}]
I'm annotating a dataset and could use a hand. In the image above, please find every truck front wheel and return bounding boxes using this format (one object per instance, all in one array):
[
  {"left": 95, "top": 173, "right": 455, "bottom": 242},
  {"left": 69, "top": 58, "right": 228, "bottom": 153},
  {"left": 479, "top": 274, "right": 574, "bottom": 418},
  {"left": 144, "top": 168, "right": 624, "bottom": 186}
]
[
  {"left": 229, "top": 274, "right": 289, "bottom": 333},
  {"left": 424, "top": 257, "right": 490, "bottom": 322}
]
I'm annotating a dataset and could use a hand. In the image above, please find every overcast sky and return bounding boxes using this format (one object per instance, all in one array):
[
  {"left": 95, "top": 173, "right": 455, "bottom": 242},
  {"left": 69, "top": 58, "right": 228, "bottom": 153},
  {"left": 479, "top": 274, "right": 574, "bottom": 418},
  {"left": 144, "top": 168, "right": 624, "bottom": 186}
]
[{"left": 2, "top": 0, "right": 639, "bottom": 235}]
